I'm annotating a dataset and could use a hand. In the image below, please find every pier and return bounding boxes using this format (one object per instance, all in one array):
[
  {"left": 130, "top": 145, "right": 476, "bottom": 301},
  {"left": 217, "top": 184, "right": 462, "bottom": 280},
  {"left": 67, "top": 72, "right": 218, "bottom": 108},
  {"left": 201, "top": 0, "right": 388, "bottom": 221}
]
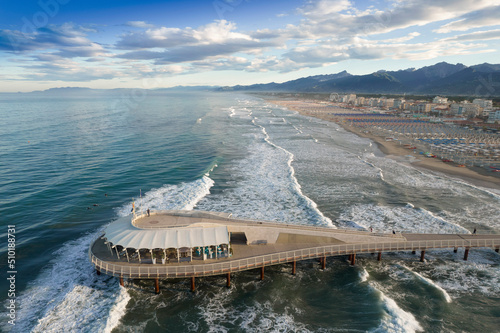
[{"left": 89, "top": 210, "right": 500, "bottom": 293}]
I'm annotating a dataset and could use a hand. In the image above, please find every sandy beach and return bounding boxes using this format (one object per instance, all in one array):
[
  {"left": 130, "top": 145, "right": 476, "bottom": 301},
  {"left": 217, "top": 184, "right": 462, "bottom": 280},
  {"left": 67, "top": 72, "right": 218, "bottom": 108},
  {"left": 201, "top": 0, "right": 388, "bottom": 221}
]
[{"left": 267, "top": 99, "right": 500, "bottom": 191}]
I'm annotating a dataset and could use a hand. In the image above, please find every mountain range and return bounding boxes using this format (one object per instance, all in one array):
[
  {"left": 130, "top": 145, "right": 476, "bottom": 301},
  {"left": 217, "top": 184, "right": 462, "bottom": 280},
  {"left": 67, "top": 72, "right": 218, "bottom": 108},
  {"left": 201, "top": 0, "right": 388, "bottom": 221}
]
[{"left": 219, "top": 62, "right": 500, "bottom": 96}]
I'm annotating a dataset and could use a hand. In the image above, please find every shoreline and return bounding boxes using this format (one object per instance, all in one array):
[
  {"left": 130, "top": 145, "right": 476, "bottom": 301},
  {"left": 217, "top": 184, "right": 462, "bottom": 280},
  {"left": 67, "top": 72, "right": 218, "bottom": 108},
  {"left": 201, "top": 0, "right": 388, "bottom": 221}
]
[{"left": 266, "top": 99, "right": 500, "bottom": 191}]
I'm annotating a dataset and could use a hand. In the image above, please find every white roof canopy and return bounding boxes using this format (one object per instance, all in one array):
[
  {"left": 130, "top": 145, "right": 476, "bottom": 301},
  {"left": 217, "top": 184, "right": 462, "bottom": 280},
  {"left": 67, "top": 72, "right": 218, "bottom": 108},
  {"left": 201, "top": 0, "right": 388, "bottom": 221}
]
[{"left": 104, "top": 215, "right": 230, "bottom": 250}]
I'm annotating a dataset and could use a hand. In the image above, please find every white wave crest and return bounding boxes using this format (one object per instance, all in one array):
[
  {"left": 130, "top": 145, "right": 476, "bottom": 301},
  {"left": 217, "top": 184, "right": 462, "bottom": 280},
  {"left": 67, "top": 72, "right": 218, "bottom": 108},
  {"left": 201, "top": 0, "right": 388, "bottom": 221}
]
[
  {"left": 256, "top": 120, "right": 333, "bottom": 227},
  {"left": 103, "top": 286, "right": 132, "bottom": 332},
  {"left": 4, "top": 233, "right": 128, "bottom": 333},
  {"left": 339, "top": 203, "right": 468, "bottom": 234},
  {"left": 374, "top": 293, "right": 423, "bottom": 333},
  {"left": 401, "top": 265, "right": 452, "bottom": 303},
  {"left": 116, "top": 175, "right": 215, "bottom": 217}
]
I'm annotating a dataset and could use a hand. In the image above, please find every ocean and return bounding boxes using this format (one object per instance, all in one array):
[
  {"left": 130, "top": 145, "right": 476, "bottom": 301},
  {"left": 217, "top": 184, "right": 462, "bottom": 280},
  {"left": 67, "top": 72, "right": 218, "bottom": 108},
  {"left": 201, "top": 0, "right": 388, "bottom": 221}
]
[{"left": 0, "top": 91, "right": 499, "bottom": 332}]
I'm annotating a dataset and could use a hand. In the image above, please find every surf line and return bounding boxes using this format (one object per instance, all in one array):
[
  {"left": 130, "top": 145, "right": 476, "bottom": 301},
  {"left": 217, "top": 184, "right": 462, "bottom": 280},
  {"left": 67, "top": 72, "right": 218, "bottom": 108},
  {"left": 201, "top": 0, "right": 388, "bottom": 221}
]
[
  {"left": 399, "top": 264, "right": 452, "bottom": 303},
  {"left": 357, "top": 155, "right": 386, "bottom": 182},
  {"left": 251, "top": 116, "right": 333, "bottom": 227}
]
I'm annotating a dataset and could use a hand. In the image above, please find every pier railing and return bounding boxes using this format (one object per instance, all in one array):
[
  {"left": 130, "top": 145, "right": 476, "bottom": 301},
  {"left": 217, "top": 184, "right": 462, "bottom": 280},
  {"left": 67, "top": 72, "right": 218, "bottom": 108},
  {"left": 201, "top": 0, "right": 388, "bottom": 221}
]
[{"left": 89, "top": 238, "right": 500, "bottom": 279}]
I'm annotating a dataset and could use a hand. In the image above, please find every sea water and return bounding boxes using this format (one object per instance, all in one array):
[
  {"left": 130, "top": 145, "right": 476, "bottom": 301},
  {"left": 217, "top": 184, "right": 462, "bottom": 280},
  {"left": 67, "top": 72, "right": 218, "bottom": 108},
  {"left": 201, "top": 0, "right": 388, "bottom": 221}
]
[{"left": 0, "top": 91, "right": 499, "bottom": 332}]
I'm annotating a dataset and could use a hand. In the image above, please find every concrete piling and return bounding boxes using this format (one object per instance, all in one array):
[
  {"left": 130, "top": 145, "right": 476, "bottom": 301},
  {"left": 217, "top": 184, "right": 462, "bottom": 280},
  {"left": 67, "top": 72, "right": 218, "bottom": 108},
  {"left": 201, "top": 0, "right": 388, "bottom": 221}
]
[
  {"left": 155, "top": 278, "right": 160, "bottom": 294},
  {"left": 191, "top": 277, "right": 196, "bottom": 292}
]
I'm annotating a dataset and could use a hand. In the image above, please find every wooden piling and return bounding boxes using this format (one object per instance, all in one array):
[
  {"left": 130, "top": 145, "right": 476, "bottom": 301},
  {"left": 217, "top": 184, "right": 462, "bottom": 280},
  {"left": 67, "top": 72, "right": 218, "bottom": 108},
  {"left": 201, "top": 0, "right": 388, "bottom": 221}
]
[
  {"left": 377, "top": 252, "right": 382, "bottom": 261},
  {"left": 96, "top": 269, "right": 101, "bottom": 275},
  {"left": 420, "top": 250, "right": 425, "bottom": 262},
  {"left": 155, "top": 278, "right": 160, "bottom": 294},
  {"left": 350, "top": 254, "right": 356, "bottom": 266},
  {"left": 292, "top": 261, "right": 296, "bottom": 275},
  {"left": 226, "top": 273, "right": 231, "bottom": 288},
  {"left": 464, "top": 248, "right": 470, "bottom": 261},
  {"left": 260, "top": 266, "right": 265, "bottom": 281},
  {"left": 119, "top": 277, "right": 124, "bottom": 287},
  {"left": 191, "top": 277, "right": 196, "bottom": 292},
  {"left": 411, "top": 250, "right": 416, "bottom": 255},
  {"left": 322, "top": 256, "right": 326, "bottom": 270},
  {"left": 454, "top": 247, "right": 458, "bottom": 253}
]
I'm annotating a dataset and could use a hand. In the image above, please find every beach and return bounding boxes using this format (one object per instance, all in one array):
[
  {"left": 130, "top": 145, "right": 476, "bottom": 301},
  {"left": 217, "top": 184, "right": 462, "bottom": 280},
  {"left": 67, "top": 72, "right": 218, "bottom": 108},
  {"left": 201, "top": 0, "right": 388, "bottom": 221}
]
[{"left": 267, "top": 99, "right": 500, "bottom": 191}]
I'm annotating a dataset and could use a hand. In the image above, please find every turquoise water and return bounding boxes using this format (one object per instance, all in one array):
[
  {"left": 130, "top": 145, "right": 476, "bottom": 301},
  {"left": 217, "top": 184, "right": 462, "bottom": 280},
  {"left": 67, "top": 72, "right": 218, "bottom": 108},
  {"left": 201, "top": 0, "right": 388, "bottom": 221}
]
[{"left": 0, "top": 92, "right": 499, "bottom": 332}]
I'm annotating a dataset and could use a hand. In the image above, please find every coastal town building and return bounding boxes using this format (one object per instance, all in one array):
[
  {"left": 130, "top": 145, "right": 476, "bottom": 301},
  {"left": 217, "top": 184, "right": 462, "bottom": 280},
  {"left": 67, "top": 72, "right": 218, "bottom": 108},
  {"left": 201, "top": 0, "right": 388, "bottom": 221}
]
[
  {"left": 450, "top": 101, "right": 482, "bottom": 118},
  {"left": 488, "top": 110, "right": 500, "bottom": 123},
  {"left": 393, "top": 99, "right": 405, "bottom": 109},
  {"left": 473, "top": 98, "right": 493, "bottom": 110},
  {"left": 433, "top": 96, "right": 448, "bottom": 104}
]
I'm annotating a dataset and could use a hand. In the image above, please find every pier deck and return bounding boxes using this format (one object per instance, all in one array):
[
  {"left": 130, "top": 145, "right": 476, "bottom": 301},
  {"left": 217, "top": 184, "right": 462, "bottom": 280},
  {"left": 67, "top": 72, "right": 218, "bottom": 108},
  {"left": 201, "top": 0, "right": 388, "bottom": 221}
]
[{"left": 89, "top": 211, "right": 500, "bottom": 280}]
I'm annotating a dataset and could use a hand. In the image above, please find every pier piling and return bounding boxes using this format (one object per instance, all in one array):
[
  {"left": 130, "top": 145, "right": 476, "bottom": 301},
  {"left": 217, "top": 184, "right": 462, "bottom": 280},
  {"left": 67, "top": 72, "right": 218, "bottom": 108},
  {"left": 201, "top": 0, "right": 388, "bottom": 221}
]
[
  {"left": 411, "top": 250, "right": 416, "bottom": 255},
  {"left": 454, "top": 247, "right": 458, "bottom": 253},
  {"left": 191, "top": 277, "right": 196, "bottom": 292},
  {"left": 155, "top": 278, "right": 160, "bottom": 294},
  {"left": 226, "top": 273, "right": 231, "bottom": 288},
  {"left": 260, "top": 266, "right": 265, "bottom": 281},
  {"left": 377, "top": 252, "right": 382, "bottom": 261},
  {"left": 322, "top": 256, "right": 326, "bottom": 270},
  {"left": 350, "top": 254, "right": 356, "bottom": 266},
  {"left": 495, "top": 248, "right": 499, "bottom": 253},
  {"left": 119, "top": 277, "right": 124, "bottom": 287},
  {"left": 420, "top": 250, "right": 425, "bottom": 262},
  {"left": 292, "top": 261, "right": 296, "bottom": 275},
  {"left": 96, "top": 269, "right": 100, "bottom": 275},
  {"left": 464, "top": 248, "right": 470, "bottom": 261}
]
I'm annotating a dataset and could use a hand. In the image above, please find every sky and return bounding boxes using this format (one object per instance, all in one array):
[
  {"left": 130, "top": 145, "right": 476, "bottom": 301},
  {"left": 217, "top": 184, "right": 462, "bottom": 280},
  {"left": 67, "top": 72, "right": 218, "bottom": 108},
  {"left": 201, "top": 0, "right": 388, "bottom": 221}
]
[{"left": 0, "top": 0, "right": 499, "bottom": 92}]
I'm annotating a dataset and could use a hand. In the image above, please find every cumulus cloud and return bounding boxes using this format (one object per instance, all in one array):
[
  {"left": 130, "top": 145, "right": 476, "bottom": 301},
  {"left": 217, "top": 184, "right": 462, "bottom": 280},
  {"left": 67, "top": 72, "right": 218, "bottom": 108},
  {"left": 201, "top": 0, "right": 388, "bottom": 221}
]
[
  {"left": 298, "top": 0, "right": 353, "bottom": 18},
  {"left": 126, "top": 21, "right": 155, "bottom": 29},
  {"left": 0, "top": 23, "right": 106, "bottom": 58},
  {"left": 116, "top": 20, "right": 255, "bottom": 50},
  {"left": 287, "top": 0, "right": 499, "bottom": 39},
  {"left": 116, "top": 20, "right": 276, "bottom": 63}
]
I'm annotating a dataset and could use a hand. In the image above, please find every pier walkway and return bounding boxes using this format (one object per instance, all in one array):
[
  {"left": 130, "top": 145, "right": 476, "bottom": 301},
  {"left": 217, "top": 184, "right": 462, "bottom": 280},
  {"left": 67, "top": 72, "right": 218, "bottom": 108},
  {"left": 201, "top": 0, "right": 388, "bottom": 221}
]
[{"left": 89, "top": 211, "right": 500, "bottom": 286}]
